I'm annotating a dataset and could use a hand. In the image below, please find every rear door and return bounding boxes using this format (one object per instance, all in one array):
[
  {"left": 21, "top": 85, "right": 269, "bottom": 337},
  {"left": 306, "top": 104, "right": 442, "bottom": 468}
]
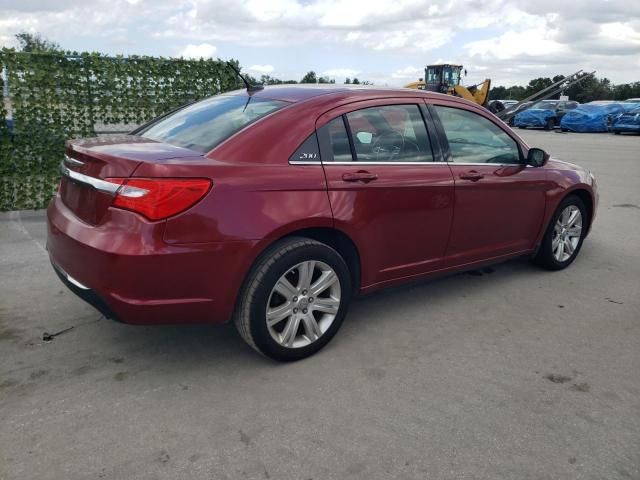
[
  {"left": 429, "top": 102, "right": 550, "bottom": 266},
  {"left": 317, "top": 99, "right": 455, "bottom": 290}
]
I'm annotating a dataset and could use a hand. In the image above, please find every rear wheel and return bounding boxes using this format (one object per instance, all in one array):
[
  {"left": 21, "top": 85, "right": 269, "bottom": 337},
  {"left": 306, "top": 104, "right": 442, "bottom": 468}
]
[
  {"left": 234, "top": 237, "right": 352, "bottom": 361},
  {"left": 533, "top": 195, "right": 587, "bottom": 270},
  {"left": 544, "top": 118, "right": 555, "bottom": 131},
  {"left": 613, "top": 130, "right": 621, "bottom": 135}
]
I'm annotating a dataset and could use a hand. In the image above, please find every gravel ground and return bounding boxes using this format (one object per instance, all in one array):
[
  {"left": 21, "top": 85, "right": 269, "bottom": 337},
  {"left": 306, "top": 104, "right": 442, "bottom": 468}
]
[{"left": 1, "top": 129, "right": 639, "bottom": 480}]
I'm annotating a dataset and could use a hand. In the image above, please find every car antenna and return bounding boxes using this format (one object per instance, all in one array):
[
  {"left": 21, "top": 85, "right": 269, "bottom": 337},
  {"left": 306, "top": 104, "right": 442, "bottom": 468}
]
[{"left": 226, "top": 62, "right": 263, "bottom": 94}]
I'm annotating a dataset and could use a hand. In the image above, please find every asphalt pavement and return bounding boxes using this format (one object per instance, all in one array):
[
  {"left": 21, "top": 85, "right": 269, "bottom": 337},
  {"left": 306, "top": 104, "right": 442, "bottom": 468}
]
[{"left": 1, "top": 129, "right": 639, "bottom": 479}]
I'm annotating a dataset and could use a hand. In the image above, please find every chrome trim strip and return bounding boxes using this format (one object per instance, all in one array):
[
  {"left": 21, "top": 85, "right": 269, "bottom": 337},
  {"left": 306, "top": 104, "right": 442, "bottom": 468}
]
[
  {"left": 63, "top": 154, "right": 85, "bottom": 167},
  {"left": 290, "top": 160, "right": 529, "bottom": 167},
  {"left": 60, "top": 162, "right": 120, "bottom": 195},
  {"left": 52, "top": 263, "right": 90, "bottom": 290},
  {"left": 450, "top": 162, "right": 531, "bottom": 167},
  {"left": 320, "top": 161, "right": 450, "bottom": 166}
]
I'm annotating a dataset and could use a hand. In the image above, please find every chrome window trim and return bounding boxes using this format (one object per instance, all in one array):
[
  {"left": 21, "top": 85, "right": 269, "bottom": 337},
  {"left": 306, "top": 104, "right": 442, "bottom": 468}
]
[
  {"left": 322, "top": 161, "right": 450, "bottom": 166},
  {"left": 289, "top": 160, "right": 528, "bottom": 167},
  {"left": 447, "top": 162, "right": 528, "bottom": 167},
  {"left": 59, "top": 161, "right": 121, "bottom": 195}
]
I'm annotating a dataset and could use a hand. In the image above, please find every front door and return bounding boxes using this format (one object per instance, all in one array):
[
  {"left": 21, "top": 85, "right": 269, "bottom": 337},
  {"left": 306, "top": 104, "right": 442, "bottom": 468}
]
[
  {"left": 317, "top": 100, "right": 455, "bottom": 290},
  {"left": 429, "top": 103, "right": 551, "bottom": 267}
]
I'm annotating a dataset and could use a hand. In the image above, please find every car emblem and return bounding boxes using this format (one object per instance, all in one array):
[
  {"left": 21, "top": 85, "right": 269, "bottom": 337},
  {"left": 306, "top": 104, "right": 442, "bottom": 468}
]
[{"left": 63, "top": 155, "right": 85, "bottom": 168}]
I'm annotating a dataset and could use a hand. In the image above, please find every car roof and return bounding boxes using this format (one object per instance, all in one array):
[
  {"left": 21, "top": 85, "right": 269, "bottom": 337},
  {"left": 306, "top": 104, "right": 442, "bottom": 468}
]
[{"left": 223, "top": 84, "right": 447, "bottom": 104}]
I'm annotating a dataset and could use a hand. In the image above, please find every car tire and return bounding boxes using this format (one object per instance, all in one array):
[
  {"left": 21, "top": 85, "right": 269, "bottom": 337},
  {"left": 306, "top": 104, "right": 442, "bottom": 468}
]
[
  {"left": 234, "top": 237, "right": 352, "bottom": 361},
  {"left": 613, "top": 131, "right": 620, "bottom": 135},
  {"left": 544, "top": 118, "right": 555, "bottom": 131},
  {"left": 518, "top": 126, "right": 526, "bottom": 129},
  {"left": 533, "top": 195, "right": 588, "bottom": 271}
]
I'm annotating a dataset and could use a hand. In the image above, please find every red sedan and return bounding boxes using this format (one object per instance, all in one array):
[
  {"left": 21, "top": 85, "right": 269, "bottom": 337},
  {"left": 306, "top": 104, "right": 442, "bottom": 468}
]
[{"left": 47, "top": 86, "right": 598, "bottom": 360}]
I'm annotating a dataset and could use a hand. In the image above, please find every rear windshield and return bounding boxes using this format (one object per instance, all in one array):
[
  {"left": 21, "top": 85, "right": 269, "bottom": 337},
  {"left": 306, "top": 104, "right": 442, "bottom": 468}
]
[{"left": 138, "top": 95, "right": 288, "bottom": 153}]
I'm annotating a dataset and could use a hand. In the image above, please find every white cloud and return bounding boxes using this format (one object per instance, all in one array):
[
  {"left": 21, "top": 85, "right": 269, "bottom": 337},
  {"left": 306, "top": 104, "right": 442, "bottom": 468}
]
[
  {"left": 465, "top": 27, "right": 568, "bottom": 60},
  {"left": 247, "top": 64, "right": 275, "bottom": 74},
  {"left": 322, "top": 68, "right": 360, "bottom": 79},
  {"left": 391, "top": 66, "right": 424, "bottom": 79},
  {"left": 0, "top": 0, "right": 639, "bottom": 86},
  {"left": 180, "top": 43, "right": 217, "bottom": 59}
]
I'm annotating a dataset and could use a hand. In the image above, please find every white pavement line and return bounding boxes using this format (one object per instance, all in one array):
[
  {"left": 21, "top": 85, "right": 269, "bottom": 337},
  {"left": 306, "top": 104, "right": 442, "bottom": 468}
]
[{"left": 8, "top": 211, "right": 48, "bottom": 256}]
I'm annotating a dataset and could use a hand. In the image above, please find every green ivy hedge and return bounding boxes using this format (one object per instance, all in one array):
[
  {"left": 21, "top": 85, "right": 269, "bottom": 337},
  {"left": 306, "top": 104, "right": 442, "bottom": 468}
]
[{"left": 0, "top": 49, "right": 240, "bottom": 211}]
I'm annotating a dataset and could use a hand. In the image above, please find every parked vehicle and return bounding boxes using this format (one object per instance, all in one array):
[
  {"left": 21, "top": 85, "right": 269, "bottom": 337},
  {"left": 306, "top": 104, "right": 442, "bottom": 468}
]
[
  {"left": 487, "top": 99, "right": 517, "bottom": 114},
  {"left": 513, "top": 99, "right": 579, "bottom": 130},
  {"left": 47, "top": 86, "right": 598, "bottom": 361},
  {"left": 504, "top": 101, "right": 533, "bottom": 126},
  {"left": 560, "top": 103, "right": 632, "bottom": 132},
  {"left": 611, "top": 106, "right": 640, "bottom": 134},
  {"left": 624, "top": 98, "right": 640, "bottom": 103}
]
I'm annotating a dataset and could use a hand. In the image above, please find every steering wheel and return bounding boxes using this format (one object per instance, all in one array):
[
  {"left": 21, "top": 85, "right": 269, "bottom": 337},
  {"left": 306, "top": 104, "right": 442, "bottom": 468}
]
[{"left": 371, "top": 131, "right": 420, "bottom": 162}]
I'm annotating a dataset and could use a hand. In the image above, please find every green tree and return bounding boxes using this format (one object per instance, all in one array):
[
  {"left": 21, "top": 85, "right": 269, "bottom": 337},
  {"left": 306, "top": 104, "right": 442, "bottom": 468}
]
[
  {"left": 489, "top": 86, "right": 508, "bottom": 100},
  {"left": 525, "top": 77, "right": 553, "bottom": 98},
  {"left": 14, "top": 32, "right": 60, "bottom": 52},
  {"left": 352, "top": 78, "right": 360, "bottom": 84},
  {"left": 300, "top": 71, "right": 317, "bottom": 84}
]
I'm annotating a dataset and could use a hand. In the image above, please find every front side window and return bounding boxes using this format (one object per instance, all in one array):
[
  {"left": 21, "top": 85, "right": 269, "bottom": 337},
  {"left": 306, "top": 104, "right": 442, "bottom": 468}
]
[
  {"left": 139, "top": 95, "right": 287, "bottom": 153},
  {"left": 433, "top": 105, "right": 521, "bottom": 164},
  {"left": 345, "top": 105, "right": 434, "bottom": 162}
]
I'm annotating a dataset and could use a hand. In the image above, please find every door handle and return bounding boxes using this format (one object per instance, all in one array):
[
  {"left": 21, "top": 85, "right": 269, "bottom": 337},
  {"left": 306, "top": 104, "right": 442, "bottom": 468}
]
[
  {"left": 342, "top": 171, "right": 378, "bottom": 183},
  {"left": 459, "top": 171, "right": 484, "bottom": 182}
]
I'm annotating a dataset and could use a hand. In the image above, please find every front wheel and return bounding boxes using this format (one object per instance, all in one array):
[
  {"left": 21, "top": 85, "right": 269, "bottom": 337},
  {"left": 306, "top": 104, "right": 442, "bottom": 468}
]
[
  {"left": 533, "top": 195, "right": 587, "bottom": 270},
  {"left": 234, "top": 237, "right": 352, "bottom": 361}
]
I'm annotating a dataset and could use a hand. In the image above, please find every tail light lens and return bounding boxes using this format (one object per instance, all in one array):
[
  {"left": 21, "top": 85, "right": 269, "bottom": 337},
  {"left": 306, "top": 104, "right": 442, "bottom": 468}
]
[{"left": 106, "top": 178, "right": 212, "bottom": 221}]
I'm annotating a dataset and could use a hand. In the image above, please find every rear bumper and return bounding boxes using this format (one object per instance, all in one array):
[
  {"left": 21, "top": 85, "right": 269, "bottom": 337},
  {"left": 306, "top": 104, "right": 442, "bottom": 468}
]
[
  {"left": 47, "top": 194, "right": 258, "bottom": 325},
  {"left": 51, "top": 261, "right": 121, "bottom": 321}
]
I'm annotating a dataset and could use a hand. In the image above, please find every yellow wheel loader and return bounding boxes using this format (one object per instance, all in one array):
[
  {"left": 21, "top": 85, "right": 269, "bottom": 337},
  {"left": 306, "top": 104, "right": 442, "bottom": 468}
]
[{"left": 405, "top": 64, "right": 491, "bottom": 107}]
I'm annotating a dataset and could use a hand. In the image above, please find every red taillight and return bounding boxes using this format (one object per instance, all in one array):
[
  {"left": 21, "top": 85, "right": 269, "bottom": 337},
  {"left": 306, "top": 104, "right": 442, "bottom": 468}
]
[{"left": 106, "top": 178, "right": 212, "bottom": 221}]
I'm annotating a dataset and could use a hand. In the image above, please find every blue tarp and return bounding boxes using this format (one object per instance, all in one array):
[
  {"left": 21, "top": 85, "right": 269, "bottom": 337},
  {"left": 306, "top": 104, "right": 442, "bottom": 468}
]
[
  {"left": 560, "top": 103, "right": 633, "bottom": 132},
  {"left": 513, "top": 108, "right": 555, "bottom": 128},
  {"left": 611, "top": 105, "right": 640, "bottom": 133}
]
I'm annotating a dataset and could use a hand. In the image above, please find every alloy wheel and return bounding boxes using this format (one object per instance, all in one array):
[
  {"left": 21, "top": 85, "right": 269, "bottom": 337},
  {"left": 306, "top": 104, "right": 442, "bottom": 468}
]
[
  {"left": 552, "top": 205, "right": 583, "bottom": 262},
  {"left": 266, "top": 260, "right": 341, "bottom": 348}
]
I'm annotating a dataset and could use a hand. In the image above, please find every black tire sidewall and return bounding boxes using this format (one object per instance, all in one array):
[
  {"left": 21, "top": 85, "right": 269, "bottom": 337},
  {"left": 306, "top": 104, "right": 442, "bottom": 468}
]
[
  {"left": 248, "top": 242, "right": 352, "bottom": 361},
  {"left": 538, "top": 195, "right": 587, "bottom": 270}
]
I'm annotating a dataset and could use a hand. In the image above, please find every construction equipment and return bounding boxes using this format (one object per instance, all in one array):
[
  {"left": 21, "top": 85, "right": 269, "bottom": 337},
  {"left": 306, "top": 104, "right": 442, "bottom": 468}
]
[
  {"left": 404, "top": 64, "right": 492, "bottom": 106},
  {"left": 496, "top": 70, "right": 596, "bottom": 124}
]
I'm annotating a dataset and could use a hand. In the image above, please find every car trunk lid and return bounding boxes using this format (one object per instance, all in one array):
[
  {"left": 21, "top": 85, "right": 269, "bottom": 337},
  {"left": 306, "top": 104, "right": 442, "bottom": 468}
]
[{"left": 60, "top": 135, "right": 202, "bottom": 225}]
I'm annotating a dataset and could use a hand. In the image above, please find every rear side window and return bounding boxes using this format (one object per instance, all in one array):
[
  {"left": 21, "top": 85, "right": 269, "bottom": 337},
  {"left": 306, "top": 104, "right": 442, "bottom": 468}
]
[
  {"left": 322, "top": 117, "right": 353, "bottom": 162},
  {"left": 345, "top": 105, "right": 433, "bottom": 162},
  {"left": 289, "top": 133, "right": 320, "bottom": 162},
  {"left": 138, "top": 95, "right": 287, "bottom": 153}
]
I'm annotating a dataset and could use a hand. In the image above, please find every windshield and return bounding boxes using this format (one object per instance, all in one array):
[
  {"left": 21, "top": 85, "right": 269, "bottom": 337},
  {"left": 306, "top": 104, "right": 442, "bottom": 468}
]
[
  {"left": 532, "top": 101, "right": 558, "bottom": 110},
  {"left": 139, "top": 95, "right": 288, "bottom": 153}
]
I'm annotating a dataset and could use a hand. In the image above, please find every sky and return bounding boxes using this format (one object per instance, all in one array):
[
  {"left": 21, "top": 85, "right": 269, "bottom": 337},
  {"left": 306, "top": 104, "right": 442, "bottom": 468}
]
[{"left": 1, "top": 0, "right": 639, "bottom": 87}]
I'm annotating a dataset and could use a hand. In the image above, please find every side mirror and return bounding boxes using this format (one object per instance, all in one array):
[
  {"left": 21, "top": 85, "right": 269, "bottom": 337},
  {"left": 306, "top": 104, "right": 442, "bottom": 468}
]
[{"left": 527, "top": 147, "right": 548, "bottom": 167}]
